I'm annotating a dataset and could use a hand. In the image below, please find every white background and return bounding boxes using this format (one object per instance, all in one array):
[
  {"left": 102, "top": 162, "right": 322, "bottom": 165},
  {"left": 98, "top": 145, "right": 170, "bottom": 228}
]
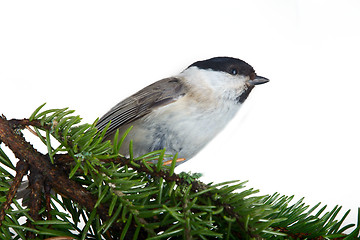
[{"left": 1, "top": 0, "right": 360, "bottom": 232}]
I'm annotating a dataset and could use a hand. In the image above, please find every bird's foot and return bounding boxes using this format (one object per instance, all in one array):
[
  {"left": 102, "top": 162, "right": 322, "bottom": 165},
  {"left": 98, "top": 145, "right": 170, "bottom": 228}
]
[{"left": 162, "top": 158, "right": 186, "bottom": 166}]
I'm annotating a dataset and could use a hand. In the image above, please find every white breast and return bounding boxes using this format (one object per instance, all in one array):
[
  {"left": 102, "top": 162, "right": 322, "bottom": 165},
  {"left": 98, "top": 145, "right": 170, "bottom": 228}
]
[{"left": 140, "top": 95, "right": 242, "bottom": 159}]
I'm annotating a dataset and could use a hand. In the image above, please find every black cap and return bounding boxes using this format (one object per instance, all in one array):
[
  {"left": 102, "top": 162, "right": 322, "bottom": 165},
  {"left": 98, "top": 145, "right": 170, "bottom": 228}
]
[{"left": 188, "top": 57, "right": 255, "bottom": 77}]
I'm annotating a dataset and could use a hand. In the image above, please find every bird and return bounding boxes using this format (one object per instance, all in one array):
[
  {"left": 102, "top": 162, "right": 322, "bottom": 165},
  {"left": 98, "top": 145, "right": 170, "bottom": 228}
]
[{"left": 96, "top": 57, "right": 269, "bottom": 165}]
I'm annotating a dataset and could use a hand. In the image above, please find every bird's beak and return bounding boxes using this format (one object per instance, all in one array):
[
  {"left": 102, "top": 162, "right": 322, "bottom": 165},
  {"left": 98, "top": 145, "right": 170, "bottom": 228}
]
[{"left": 247, "top": 76, "right": 269, "bottom": 86}]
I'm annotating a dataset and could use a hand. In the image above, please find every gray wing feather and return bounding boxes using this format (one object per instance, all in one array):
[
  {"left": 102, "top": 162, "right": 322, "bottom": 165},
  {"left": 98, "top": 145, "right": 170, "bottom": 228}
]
[{"left": 96, "top": 77, "right": 186, "bottom": 137}]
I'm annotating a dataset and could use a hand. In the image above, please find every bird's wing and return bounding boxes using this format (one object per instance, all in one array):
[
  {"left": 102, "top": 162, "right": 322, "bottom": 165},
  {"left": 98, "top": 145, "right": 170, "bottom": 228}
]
[{"left": 96, "top": 77, "right": 187, "bottom": 137}]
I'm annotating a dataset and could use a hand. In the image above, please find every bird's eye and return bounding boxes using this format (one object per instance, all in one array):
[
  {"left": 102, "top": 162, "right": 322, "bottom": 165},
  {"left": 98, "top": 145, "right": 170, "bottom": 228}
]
[
  {"left": 230, "top": 68, "right": 238, "bottom": 75},
  {"left": 250, "top": 72, "right": 256, "bottom": 80}
]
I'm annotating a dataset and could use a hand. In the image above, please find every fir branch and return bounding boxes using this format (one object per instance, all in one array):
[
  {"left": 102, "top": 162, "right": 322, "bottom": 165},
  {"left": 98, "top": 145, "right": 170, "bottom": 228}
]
[
  {"left": 1, "top": 113, "right": 264, "bottom": 238},
  {"left": 0, "top": 106, "right": 359, "bottom": 239}
]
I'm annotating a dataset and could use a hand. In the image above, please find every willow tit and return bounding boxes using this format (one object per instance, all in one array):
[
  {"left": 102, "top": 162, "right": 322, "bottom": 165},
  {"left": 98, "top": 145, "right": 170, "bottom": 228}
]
[{"left": 97, "top": 57, "right": 269, "bottom": 165}]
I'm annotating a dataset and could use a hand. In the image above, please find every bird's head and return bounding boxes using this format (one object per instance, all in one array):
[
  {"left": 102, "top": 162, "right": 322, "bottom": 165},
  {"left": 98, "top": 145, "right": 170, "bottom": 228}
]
[{"left": 180, "top": 57, "right": 269, "bottom": 104}]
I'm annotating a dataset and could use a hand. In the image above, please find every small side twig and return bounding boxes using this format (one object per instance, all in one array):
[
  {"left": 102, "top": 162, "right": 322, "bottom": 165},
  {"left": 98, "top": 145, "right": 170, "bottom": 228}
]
[
  {"left": 0, "top": 160, "right": 29, "bottom": 227},
  {"left": 28, "top": 166, "right": 44, "bottom": 222},
  {"left": 8, "top": 118, "right": 50, "bottom": 131},
  {"left": 26, "top": 167, "right": 45, "bottom": 239}
]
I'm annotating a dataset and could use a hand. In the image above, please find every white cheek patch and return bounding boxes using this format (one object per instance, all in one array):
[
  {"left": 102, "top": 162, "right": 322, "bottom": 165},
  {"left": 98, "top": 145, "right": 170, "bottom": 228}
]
[{"left": 180, "top": 67, "right": 249, "bottom": 101}]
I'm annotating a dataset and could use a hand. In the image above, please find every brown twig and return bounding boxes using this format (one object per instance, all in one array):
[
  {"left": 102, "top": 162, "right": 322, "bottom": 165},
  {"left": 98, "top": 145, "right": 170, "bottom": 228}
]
[
  {"left": 101, "top": 156, "right": 185, "bottom": 183},
  {"left": 26, "top": 166, "right": 44, "bottom": 239},
  {"left": 0, "top": 160, "right": 29, "bottom": 226},
  {"left": 28, "top": 166, "right": 44, "bottom": 222}
]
